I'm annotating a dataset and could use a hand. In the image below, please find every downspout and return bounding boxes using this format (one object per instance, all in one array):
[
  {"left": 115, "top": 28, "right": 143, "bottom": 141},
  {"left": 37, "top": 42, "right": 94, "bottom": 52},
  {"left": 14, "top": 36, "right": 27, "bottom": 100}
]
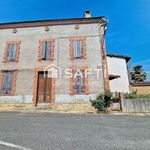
[{"left": 98, "top": 18, "right": 110, "bottom": 92}]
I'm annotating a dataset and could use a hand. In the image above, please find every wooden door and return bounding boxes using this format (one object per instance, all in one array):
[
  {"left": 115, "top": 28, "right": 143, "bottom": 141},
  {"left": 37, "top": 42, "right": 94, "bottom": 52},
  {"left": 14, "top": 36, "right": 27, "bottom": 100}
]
[{"left": 37, "top": 72, "right": 52, "bottom": 103}]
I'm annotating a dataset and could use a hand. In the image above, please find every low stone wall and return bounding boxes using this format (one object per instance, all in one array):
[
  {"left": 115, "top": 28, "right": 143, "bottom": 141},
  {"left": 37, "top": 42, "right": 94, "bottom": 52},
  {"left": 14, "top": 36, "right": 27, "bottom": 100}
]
[
  {"left": 122, "top": 99, "right": 150, "bottom": 113},
  {"left": 0, "top": 95, "right": 32, "bottom": 103},
  {"left": 0, "top": 103, "right": 96, "bottom": 113}
]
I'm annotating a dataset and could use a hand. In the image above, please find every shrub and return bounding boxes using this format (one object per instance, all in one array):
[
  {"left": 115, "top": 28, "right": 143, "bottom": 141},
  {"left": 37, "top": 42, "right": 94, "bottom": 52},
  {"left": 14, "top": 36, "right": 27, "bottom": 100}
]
[
  {"left": 90, "top": 91, "right": 113, "bottom": 113},
  {"left": 124, "top": 90, "right": 139, "bottom": 99},
  {"left": 138, "top": 94, "right": 150, "bottom": 99}
]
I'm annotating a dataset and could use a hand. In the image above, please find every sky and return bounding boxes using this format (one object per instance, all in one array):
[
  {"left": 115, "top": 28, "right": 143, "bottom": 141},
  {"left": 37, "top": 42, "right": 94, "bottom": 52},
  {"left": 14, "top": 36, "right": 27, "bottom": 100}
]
[{"left": 0, "top": 0, "right": 150, "bottom": 80}]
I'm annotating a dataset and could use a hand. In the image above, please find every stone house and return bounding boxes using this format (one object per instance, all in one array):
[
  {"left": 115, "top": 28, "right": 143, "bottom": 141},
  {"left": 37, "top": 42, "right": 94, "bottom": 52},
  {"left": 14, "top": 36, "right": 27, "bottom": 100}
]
[{"left": 0, "top": 12, "right": 109, "bottom": 107}]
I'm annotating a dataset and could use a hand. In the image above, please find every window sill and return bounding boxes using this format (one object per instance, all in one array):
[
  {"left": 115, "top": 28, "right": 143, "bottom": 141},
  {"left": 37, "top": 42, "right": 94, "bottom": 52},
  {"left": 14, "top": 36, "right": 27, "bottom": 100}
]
[
  {"left": 2, "top": 60, "right": 19, "bottom": 63},
  {"left": 70, "top": 93, "right": 88, "bottom": 95},
  {"left": 38, "top": 59, "right": 54, "bottom": 61},
  {"left": 70, "top": 57, "right": 86, "bottom": 60},
  {"left": 0, "top": 94, "right": 13, "bottom": 96}
]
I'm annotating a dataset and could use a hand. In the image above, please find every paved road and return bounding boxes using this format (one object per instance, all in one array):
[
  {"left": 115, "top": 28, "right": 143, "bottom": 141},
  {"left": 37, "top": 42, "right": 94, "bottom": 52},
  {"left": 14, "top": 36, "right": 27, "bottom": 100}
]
[{"left": 0, "top": 112, "right": 150, "bottom": 150}]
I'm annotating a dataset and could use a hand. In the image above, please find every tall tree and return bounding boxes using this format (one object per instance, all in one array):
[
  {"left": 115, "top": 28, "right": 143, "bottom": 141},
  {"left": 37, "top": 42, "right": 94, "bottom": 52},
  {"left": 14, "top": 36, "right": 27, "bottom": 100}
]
[{"left": 130, "top": 65, "right": 147, "bottom": 82}]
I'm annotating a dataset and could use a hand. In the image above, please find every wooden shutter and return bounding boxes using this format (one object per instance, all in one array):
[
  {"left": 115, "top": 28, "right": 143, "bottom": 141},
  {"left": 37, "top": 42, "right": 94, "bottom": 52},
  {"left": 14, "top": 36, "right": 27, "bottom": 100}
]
[
  {"left": 1, "top": 73, "right": 8, "bottom": 94},
  {"left": 7, "top": 72, "right": 13, "bottom": 94},
  {"left": 46, "top": 41, "right": 51, "bottom": 60},
  {"left": 11, "top": 44, "right": 17, "bottom": 61},
  {"left": 15, "top": 42, "right": 21, "bottom": 62},
  {"left": 70, "top": 77, "right": 74, "bottom": 95},
  {"left": 84, "top": 75, "right": 88, "bottom": 95},
  {"left": 50, "top": 39, "right": 55, "bottom": 60},
  {"left": 12, "top": 44, "right": 17, "bottom": 60},
  {"left": 7, "top": 44, "right": 16, "bottom": 61},
  {"left": 7, "top": 44, "right": 12, "bottom": 61},
  {"left": 83, "top": 38, "right": 86, "bottom": 59},
  {"left": 73, "top": 40, "right": 78, "bottom": 58},
  {"left": 78, "top": 40, "right": 83, "bottom": 57},
  {"left": 11, "top": 71, "right": 17, "bottom": 96},
  {"left": 0, "top": 72, "right": 2, "bottom": 94},
  {"left": 38, "top": 41, "right": 42, "bottom": 60},
  {"left": 41, "top": 42, "right": 46, "bottom": 59},
  {"left": 69, "top": 40, "right": 74, "bottom": 59},
  {"left": 70, "top": 69, "right": 74, "bottom": 95},
  {"left": 80, "top": 71, "right": 85, "bottom": 93}
]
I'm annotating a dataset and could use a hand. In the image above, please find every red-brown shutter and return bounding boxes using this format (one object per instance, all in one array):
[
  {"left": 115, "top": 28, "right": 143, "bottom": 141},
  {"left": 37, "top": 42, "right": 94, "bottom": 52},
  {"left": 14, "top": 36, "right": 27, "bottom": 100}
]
[
  {"left": 38, "top": 41, "right": 42, "bottom": 61},
  {"left": 11, "top": 71, "right": 17, "bottom": 96},
  {"left": 50, "top": 40, "right": 55, "bottom": 60},
  {"left": 0, "top": 72, "right": 3, "bottom": 94},
  {"left": 69, "top": 39, "right": 74, "bottom": 59}
]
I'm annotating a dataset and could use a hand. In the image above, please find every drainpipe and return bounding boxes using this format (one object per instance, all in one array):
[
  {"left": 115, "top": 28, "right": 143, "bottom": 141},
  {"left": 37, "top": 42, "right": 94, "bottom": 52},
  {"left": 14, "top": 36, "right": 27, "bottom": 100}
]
[{"left": 98, "top": 18, "right": 109, "bottom": 92}]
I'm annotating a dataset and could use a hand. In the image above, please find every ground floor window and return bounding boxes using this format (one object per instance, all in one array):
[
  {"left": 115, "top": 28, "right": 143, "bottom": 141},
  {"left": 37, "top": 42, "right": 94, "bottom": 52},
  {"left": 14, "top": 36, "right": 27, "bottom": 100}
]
[
  {"left": 70, "top": 67, "right": 88, "bottom": 95},
  {"left": 74, "top": 70, "right": 85, "bottom": 94},
  {"left": 0, "top": 71, "right": 17, "bottom": 96}
]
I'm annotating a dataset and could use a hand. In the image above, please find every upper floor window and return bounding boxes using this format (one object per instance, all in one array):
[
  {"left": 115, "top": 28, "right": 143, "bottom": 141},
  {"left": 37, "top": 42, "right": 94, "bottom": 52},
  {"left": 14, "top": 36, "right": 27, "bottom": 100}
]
[
  {"left": 0, "top": 71, "right": 17, "bottom": 96},
  {"left": 3, "top": 41, "right": 21, "bottom": 62},
  {"left": 69, "top": 37, "right": 86, "bottom": 59},
  {"left": 38, "top": 39, "right": 55, "bottom": 61},
  {"left": 73, "top": 40, "right": 83, "bottom": 58}
]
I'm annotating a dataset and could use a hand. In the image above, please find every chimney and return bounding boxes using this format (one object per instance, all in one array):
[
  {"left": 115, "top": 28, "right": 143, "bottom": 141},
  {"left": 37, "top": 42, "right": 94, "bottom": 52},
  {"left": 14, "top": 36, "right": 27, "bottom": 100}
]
[{"left": 84, "top": 11, "right": 92, "bottom": 18}]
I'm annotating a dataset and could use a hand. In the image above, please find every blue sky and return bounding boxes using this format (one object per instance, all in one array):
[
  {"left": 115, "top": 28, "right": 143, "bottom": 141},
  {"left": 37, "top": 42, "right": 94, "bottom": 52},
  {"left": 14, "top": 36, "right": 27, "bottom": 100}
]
[{"left": 0, "top": 0, "right": 150, "bottom": 79}]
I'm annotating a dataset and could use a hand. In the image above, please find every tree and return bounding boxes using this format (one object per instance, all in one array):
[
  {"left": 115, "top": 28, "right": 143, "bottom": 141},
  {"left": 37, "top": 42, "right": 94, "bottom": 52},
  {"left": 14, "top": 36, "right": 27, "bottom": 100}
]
[{"left": 130, "top": 65, "right": 147, "bottom": 82}]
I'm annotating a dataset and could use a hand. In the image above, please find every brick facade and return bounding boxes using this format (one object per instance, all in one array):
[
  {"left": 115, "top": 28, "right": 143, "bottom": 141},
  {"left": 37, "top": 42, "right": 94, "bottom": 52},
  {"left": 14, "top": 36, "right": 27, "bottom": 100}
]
[{"left": 0, "top": 17, "right": 106, "bottom": 104}]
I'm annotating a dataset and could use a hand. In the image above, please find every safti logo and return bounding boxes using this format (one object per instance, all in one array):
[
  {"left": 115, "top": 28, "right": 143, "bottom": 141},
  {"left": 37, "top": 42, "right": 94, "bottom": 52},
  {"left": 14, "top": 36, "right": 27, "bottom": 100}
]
[
  {"left": 44, "top": 64, "right": 61, "bottom": 78},
  {"left": 44, "top": 64, "right": 102, "bottom": 79}
]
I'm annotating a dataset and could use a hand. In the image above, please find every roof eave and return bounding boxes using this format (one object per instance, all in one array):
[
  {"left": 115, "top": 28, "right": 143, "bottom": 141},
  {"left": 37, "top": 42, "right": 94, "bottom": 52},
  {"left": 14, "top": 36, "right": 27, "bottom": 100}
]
[
  {"left": 107, "top": 53, "right": 131, "bottom": 62},
  {"left": 0, "top": 16, "right": 104, "bottom": 29}
]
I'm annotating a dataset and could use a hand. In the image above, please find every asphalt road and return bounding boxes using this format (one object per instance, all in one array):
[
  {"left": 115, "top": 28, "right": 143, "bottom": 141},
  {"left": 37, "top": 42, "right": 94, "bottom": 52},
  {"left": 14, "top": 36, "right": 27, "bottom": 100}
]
[{"left": 0, "top": 112, "right": 150, "bottom": 150}]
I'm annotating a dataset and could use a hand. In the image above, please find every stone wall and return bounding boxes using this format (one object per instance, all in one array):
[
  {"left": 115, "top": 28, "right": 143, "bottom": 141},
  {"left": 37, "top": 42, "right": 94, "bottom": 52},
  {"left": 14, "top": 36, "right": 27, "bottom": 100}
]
[
  {"left": 121, "top": 99, "right": 150, "bottom": 113},
  {"left": 130, "top": 86, "right": 150, "bottom": 94},
  {"left": 0, "top": 23, "right": 104, "bottom": 103}
]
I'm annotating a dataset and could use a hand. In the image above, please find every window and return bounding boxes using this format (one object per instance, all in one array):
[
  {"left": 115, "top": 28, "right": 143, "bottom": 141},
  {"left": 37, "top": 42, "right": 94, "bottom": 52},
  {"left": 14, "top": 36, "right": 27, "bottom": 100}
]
[
  {"left": 74, "top": 70, "right": 85, "bottom": 94},
  {"left": 73, "top": 40, "right": 83, "bottom": 58},
  {"left": 38, "top": 39, "right": 55, "bottom": 61},
  {"left": 0, "top": 71, "right": 17, "bottom": 95},
  {"left": 69, "top": 37, "right": 86, "bottom": 59},
  {"left": 3, "top": 41, "right": 21, "bottom": 62},
  {"left": 70, "top": 67, "right": 88, "bottom": 95}
]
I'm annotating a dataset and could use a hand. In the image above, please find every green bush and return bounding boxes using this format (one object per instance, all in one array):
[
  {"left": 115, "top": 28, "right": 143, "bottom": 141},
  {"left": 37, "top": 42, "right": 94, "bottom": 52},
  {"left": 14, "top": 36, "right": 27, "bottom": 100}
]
[
  {"left": 138, "top": 94, "right": 150, "bottom": 99},
  {"left": 124, "top": 90, "right": 139, "bottom": 99},
  {"left": 90, "top": 91, "right": 113, "bottom": 113}
]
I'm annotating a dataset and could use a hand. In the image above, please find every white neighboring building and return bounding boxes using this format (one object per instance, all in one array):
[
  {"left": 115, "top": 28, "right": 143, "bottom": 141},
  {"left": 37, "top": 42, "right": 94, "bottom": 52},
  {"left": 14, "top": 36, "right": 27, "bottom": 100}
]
[{"left": 107, "top": 54, "right": 131, "bottom": 93}]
